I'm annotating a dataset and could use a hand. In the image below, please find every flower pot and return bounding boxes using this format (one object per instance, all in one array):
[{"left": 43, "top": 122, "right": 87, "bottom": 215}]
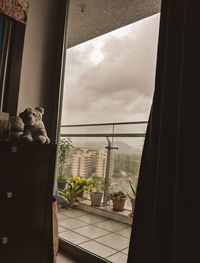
[
  {"left": 58, "top": 182, "right": 66, "bottom": 190},
  {"left": 112, "top": 198, "right": 126, "bottom": 211},
  {"left": 90, "top": 192, "right": 103, "bottom": 207}
]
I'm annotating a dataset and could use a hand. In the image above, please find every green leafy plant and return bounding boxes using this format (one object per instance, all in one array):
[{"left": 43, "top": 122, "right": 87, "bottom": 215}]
[
  {"left": 70, "top": 176, "right": 89, "bottom": 193},
  {"left": 59, "top": 181, "right": 83, "bottom": 209},
  {"left": 57, "top": 174, "right": 67, "bottom": 183},
  {"left": 111, "top": 190, "right": 126, "bottom": 200},
  {"left": 57, "top": 137, "right": 73, "bottom": 182},
  {"left": 125, "top": 180, "right": 137, "bottom": 202},
  {"left": 89, "top": 176, "right": 105, "bottom": 193},
  {"left": 110, "top": 190, "right": 126, "bottom": 212}
]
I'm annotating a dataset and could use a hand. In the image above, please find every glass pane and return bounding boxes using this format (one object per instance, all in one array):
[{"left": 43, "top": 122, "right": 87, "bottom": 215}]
[
  {"left": 60, "top": 124, "right": 114, "bottom": 136},
  {"left": 109, "top": 137, "right": 145, "bottom": 210},
  {"left": 62, "top": 136, "right": 108, "bottom": 180},
  {"left": 58, "top": 8, "right": 161, "bottom": 262},
  {"left": 113, "top": 123, "right": 147, "bottom": 134}
]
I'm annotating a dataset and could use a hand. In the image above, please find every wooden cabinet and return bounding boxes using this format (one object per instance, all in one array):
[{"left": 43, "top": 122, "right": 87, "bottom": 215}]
[{"left": 0, "top": 142, "right": 57, "bottom": 263}]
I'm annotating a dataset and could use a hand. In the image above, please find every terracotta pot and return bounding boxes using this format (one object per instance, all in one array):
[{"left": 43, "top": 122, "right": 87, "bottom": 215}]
[
  {"left": 90, "top": 192, "right": 103, "bottom": 207},
  {"left": 112, "top": 198, "right": 126, "bottom": 211}
]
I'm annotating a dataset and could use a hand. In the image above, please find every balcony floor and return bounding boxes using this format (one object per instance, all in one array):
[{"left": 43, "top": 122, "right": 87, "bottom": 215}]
[{"left": 58, "top": 208, "right": 132, "bottom": 263}]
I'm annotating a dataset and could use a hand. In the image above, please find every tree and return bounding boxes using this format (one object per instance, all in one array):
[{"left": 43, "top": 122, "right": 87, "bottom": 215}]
[{"left": 58, "top": 137, "right": 73, "bottom": 177}]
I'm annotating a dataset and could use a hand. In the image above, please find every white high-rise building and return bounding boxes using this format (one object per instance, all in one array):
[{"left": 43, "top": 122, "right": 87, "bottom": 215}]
[
  {"left": 95, "top": 150, "right": 107, "bottom": 178},
  {"left": 71, "top": 149, "right": 90, "bottom": 177},
  {"left": 71, "top": 149, "right": 110, "bottom": 178}
]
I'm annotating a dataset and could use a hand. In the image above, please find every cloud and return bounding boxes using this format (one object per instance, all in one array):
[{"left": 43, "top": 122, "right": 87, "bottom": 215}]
[{"left": 62, "top": 13, "right": 160, "bottom": 125}]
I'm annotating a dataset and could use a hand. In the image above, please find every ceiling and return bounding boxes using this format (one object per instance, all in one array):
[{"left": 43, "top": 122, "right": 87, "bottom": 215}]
[{"left": 66, "top": 0, "right": 161, "bottom": 48}]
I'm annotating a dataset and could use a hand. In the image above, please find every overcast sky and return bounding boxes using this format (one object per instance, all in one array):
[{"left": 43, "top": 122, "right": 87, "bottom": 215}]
[{"left": 61, "top": 13, "right": 160, "bottom": 125}]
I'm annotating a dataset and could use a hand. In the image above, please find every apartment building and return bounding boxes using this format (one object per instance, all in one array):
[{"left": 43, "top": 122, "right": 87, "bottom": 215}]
[{"left": 71, "top": 148, "right": 110, "bottom": 178}]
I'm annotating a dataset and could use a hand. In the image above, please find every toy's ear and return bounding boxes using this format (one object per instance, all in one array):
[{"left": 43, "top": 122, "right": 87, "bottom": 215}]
[
  {"left": 19, "top": 111, "right": 24, "bottom": 118},
  {"left": 35, "top": 107, "right": 44, "bottom": 115}
]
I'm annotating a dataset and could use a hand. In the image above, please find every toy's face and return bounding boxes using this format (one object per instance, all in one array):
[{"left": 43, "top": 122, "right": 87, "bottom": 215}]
[{"left": 19, "top": 108, "right": 42, "bottom": 126}]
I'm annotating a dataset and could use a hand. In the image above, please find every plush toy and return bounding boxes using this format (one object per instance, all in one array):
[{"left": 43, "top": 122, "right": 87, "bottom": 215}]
[
  {"left": 19, "top": 107, "right": 50, "bottom": 144},
  {"left": 9, "top": 116, "right": 24, "bottom": 142}
]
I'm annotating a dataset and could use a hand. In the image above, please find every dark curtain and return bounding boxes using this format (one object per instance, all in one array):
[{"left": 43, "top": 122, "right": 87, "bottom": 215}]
[
  {"left": 128, "top": 0, "right": 200, "bottom": 262},
  {"left": 0, "top": 18, "right": 3, "bottom": 51}
]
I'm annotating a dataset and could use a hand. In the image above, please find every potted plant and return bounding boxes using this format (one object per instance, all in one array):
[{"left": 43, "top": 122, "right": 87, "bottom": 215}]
[
  {"left": 59, "top": 181, "right": 83, "bottom": 210},
  {"left": 57, "top": 174, "right": 67, "bottom": 190},
  {"left": 68, "top": 176, "right": 89, "bottom": 199},
  {"left": 57, "top": 137, "right": 73, "bottom": 190},
  {"left": 111, "top": 190, "right": 126, "bottom": 211},
  {"left": 125, "top": 180, "right": 137, "bottom": 216},
  {"left": 89, "top": 176, "right": 105, "bottom": 207}
]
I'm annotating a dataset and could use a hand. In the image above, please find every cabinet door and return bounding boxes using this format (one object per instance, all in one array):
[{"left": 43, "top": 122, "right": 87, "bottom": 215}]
[
  {"left": 0, "top": 182, "right": 52, "bottom": 263},
  {"left": 0, "top": 225, "right": 44, "bottom": 263},
  {"left": 0, "top": 143, "right": 56, "bottom": 263},
  {"left": 0, "top": 182, "right": 49, "bottom": 226},
  {"left": 0, "top": 144, "right": 52, "bottom": 183}
]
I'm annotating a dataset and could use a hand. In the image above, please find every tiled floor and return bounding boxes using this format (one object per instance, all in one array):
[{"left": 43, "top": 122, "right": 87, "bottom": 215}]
[{"left": 58, "top": 208, "right": 132, "bottom": 263}]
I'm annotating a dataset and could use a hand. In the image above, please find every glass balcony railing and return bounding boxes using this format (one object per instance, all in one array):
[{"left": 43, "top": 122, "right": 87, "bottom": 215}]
[{"left": 59, "top": 121, "right": 147, "bottom": 211}]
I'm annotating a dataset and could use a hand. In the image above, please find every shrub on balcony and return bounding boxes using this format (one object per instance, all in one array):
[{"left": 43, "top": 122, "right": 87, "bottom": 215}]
[
  {"left": 57, "top": 174, "right": 67, "bottom": 183},
  {"left": 57, "top": 137, "right": 73, "bottom": 190},
  {"left": 125, "top": 180, "right": 137, "bottom": 216},
  {"left": 67, "top": 176, "right": 89, "bottom": 198},
  {"left": 111, "top": 190, "right": 126, "bottom": 211},
  {"left": 88, "top": 176, "right": 105, "bottom": 207},
  {"left": 59, "top": 181, "right": 82, "bottom": 209},
  {"left": 89, "top": 176, "right": 105, "bottom": 193}
]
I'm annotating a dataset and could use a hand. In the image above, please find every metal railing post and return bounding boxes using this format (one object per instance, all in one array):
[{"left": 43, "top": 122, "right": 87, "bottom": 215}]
[{"left": 103, "top": 137, "right": 118, "bottom": 206}]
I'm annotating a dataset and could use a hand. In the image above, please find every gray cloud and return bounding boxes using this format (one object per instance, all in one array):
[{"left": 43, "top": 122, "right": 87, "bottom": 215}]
[{"left": 62, "top": 14, "right": 160, "bottom": 125}]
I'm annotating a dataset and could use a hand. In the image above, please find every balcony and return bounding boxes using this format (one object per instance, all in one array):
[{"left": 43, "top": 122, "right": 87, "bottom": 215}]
[
  {"left": 57, "top": 122, "right": 147, "bottom": 263},
  {"left": 58, "top": 208, "right": 131, "bottom": 263}
]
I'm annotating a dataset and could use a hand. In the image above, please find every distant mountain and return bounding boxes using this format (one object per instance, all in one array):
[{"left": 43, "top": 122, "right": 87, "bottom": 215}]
[
  {"left": 114, "top": 141, "right": 142, "bottom": 155},
  {"left": 73, "top": 141, "right": 142, "bottom": 155}
]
